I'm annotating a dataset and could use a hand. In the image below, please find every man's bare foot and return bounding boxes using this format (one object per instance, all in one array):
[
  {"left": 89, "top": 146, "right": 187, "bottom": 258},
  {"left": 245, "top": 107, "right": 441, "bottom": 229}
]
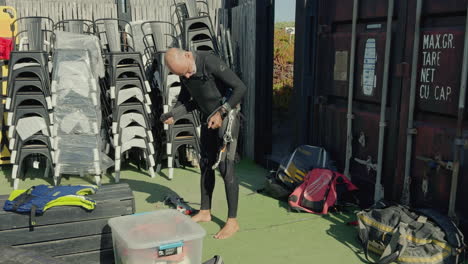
[
  {"left": 214, "top": 218, "right": 239, "bottom": 239},
  {"left": 191, "top": 210, "right": 212, "bottom": 223}
]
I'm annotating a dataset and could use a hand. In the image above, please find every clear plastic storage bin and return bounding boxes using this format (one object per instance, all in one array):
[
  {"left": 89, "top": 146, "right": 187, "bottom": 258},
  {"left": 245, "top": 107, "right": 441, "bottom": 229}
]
[{"left": 108, "top": 209, "right": 206, "bottom": 264}]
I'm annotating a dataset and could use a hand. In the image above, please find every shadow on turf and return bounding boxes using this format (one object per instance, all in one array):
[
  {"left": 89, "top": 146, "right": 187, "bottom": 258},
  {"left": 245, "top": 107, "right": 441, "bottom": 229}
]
[
  {"left": 110, "top": 164, "right": 226, "bottom": 229},
  {"left": 245, "top": 176, "right": 366, "bottom": 263}
]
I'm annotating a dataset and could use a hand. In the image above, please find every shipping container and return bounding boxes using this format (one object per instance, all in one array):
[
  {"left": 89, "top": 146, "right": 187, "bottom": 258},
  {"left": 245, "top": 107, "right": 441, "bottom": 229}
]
[{"left": 294, "top": 0, "right": 468, "bottom": 233}]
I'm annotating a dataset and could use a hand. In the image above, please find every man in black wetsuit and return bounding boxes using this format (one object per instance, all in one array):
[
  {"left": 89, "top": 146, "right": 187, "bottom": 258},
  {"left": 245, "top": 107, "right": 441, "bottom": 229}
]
[{"left": 160, "top": 48, "right": 246, "bottom": 239}]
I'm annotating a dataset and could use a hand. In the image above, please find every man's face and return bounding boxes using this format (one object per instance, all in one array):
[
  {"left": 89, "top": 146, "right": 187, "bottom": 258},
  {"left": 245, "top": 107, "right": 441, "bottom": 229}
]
[
  {"left": 170, "top": 52, "right": 196, "bottom": 79},
  {"left": 183, "top": 58, "right": 196, "bottom": 79}
]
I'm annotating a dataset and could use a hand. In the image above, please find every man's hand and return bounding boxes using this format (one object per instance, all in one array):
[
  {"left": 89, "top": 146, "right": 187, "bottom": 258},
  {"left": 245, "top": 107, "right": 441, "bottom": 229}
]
[
  {"left": 164, "top": 117, "right": 174, "bottom": 125},
  {"left": 160, "top": 112, "right": 174, "bottom": 125},
  {"left": 208, "top": 112, "right": 222, "bottom": 129}
]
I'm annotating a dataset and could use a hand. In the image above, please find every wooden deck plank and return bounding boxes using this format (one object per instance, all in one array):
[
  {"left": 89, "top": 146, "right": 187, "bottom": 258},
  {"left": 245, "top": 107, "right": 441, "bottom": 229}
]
[
  {"left": 17, "top": 233, "right": 113, "bottom": 257},
  {"left": 0, "top": 183, "right": 134, "bottom": 230},
  {"left": 0, "top": 218, "right": 110, "bottom": 245},
  {"left": 0, "top": 245, "right": 68, "bottom": 264},
  {"left": 57, "top": 248, "right": 114, "bottom": 264},
  {"left": 0, "top": 199, "right": 133, "bottom": 230}
]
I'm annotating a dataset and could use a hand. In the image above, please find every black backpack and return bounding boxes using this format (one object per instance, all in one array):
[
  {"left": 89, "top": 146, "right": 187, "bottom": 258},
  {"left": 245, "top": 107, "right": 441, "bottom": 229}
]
[
  {"left": 263, "top": 145, "right": 335, "bottom": 199},
  {"left": 276, "top": 145, "right": 335, "bottom": 190}
]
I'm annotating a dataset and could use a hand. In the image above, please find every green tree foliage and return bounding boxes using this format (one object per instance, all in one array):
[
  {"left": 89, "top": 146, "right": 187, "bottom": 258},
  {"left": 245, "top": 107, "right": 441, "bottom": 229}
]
[{"left": 273, "top": 23, "right": 295, "bottom": 110}]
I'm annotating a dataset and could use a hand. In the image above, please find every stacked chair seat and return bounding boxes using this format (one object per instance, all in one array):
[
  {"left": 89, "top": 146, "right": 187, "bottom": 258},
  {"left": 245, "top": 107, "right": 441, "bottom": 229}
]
[
  {"left": 176, "top": 0, "right": 219, "bottom": 53},
  {"left": 51, "top": 48, "right": 105, "bottom": 186},
  {"left": 6, "top": 17, "right": 55, "bottom": 189},
  {"left": 49, "top": 20, "right": 111, "bottom": 186},
  {"left": 96, "top": 18, "right": 156, "bottom": 182},
  {"left": 142, "top": 20, "right": 201, "bottom": 179}
]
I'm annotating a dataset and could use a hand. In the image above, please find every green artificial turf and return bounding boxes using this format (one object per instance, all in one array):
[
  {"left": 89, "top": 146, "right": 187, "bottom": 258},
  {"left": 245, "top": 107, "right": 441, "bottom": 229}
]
[{"left": 0, "top": 160, "right": 368, "bottom": 263}]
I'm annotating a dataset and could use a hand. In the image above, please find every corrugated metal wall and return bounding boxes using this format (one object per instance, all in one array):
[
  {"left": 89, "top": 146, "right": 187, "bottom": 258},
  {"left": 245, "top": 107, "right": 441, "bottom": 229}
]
[
  {"left": 128, "top": 0, "right": 221, "bottom": 26},
  {"left": 293, "top": 0, "right": 318, "bottom": 148},
  {"left": 253, "top": 0, "right": 274, "bottom": 165},
  {"left": 230, "top": 0, "right": 256, "bottom": 159},
  {"left": 223, "top": 0, "right": 274, "bottom": 162},
  {"left": 5, "top": 0, "right": 222, "bottom": 24},
  {"left": 6, "top": 0, "right": 118, "bottom": 22}
]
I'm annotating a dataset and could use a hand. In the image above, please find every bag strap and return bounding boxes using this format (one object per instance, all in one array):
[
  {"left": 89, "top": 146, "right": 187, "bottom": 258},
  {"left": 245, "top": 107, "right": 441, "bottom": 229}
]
[
  {"left": 10, "top": 187, "right": 38, "bottom": 228},
  {"left": 322, "top": 171, "right": 338, "bottom": 214},
  {"left": 356, "top": 214, "right": 373, "bottom": 262},
  {"left": 357, "top": 215, "right": 409, "bottom": 264},
  {"left": 11, "top": 187, "right": 35, "bottom": 210},
  {"left": 378, "top": 223, "right": 409, "bottom": 264}
]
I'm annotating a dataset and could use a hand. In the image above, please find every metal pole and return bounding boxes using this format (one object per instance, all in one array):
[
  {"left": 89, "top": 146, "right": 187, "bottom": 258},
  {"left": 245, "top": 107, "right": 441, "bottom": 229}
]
[
  {"left": 448, "top": 3, "right": 468, "bottom": 218},
  {"left": 401, "top": 0, "right": 423, "bottom": 205},
  {"left": 344, "top": 0, "right": 359, "bottom": 179},
  {"left": 375, "top": 0, "right": 394, "bottom": 203}
]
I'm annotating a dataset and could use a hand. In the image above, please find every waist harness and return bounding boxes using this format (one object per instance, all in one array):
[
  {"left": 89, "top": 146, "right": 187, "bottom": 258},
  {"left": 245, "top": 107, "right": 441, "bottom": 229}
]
[{"left": 3, "top": 184, "right": 97, "bottom": 226}]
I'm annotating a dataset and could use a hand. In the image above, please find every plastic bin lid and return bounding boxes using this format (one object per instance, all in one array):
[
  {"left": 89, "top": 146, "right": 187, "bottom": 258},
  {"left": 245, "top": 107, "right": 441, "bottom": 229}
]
[{"left": 108, "top": 209, "right": 206, "bottom": 250}]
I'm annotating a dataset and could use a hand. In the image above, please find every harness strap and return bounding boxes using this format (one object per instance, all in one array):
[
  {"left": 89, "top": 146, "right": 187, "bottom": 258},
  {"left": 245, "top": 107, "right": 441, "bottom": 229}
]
[
  {"left": 10, "top": 187, "right": 39, "bottom": 227},
  {"left": 30, "top": 205, "right": 37, "bottom": 226},
  {"left": 378, "top": 223, "right": 409, "bottom": 264},
  {"left": 212, "top": 107, "right": 239, "bottom": 170},
  {"left": 12, "top": 187, "right": 35, "bottom": 211}
]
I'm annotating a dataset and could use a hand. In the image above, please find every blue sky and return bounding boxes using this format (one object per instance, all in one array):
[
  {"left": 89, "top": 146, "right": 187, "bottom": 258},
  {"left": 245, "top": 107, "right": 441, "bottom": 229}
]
[{"left": 275, "top": 0, "right": 296, "bottom": 22}]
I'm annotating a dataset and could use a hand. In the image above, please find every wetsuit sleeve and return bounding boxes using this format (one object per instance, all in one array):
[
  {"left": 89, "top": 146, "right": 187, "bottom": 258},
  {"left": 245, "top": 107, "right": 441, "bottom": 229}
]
[
  {"left": 205, "top": 54, "right": 247, "bottom": 110},
  {"left": 171, "top": 81, "right": 196, "bottom": 119}
]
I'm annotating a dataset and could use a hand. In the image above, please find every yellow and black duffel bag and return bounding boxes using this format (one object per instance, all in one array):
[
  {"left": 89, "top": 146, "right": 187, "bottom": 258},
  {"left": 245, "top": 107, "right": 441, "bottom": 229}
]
[{"left": 357, "top": 203, "right": 466, "bottom": 264}]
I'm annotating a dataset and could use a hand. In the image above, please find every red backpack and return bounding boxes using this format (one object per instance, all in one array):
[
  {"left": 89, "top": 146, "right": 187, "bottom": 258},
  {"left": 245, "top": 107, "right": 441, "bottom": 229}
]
[
  {"left": 0, "top": 37, "right": 12, "bottom": 60},
  {"left": 288, "top": 169, "right": 358, "bottom": 214}
]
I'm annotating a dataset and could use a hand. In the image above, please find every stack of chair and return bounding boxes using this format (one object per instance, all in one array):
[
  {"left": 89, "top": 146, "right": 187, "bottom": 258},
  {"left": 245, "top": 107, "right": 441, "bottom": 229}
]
[
  {"left": 0, "top": 5, "right": 16, "bottom": 165},
  {"left": 96, "top": 18, "right": 156, "bottom": 183},
  {"left": 142, "top": 20, "right": 201, "bottom": 179},
  {"left": 50, "top": 20, "right": 112, "bottom": 186},
  {"left": 51, "top": 49, "right": 103, "bottom": 186},
  {"left": 54, "top": 19, "right": 112, "bottom": 159},
  {"left": 5, "top": 17, "right": 55, "bottom": 189},
  {"left": 177, "top": 0, "right": 219, "bottom": 53}
]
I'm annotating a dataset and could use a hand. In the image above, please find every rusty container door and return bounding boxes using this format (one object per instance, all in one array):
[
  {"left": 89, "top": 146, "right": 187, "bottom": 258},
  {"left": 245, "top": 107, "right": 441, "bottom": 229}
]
[
  {"left": 395, "top": 0, "right": 468, "bottom": 230},
  {"left": 313, "top": 0, "right": 408, "bottom": 207},
  {"left": 312, "top": 0, "right": 468, "bottom": 230}
]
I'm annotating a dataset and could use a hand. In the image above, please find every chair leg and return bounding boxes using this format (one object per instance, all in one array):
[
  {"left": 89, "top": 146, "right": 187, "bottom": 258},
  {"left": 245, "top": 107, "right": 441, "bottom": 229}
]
[
  {"left": 94, "top": 175, "right": 102, "bottom": 187},
  {"left": 43, "top": 157, "right": 50, "bottom": 179},
  {"left": 114, "top": 171, "right": 121, "bottom": 183},
  {"left": 54, "top": 164, "right": 61, "bottom": 186},
  {"left": 174, "top": 153, "right": 181, "bottom": 168},
  {"left": 13, "top": 178, "right": 19, "bottom": 190},
  {"left": 19, "top": 157, "right": 27, "bottom": 180},
  {"left": 156, "top": 163, "right": 162, "bottom": 173},
  {"left": 114, "top": 159, "right": 121, "bottom": 183},
  {"left": 168, "top": 167, "right": 174, "bottom": 180},
  {"left": 168, "top": 156, "right": 173, "bottom": 180},
  {"left": 54, "top": 176, "right": 61, "bottom": 186},
  {"left": 11, "top": 164, "right": 19, "bottom": 180}
]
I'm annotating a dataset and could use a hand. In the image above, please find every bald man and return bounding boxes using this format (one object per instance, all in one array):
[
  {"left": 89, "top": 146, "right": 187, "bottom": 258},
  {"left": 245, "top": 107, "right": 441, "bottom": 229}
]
[{"left": 160, "top": 48, "right": 247, "bottom": 239}]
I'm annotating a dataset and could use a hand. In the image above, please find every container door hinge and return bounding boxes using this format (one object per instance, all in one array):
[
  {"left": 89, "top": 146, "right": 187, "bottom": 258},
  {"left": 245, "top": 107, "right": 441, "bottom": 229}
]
[
  {"left": 354, "top": 156, "right": 378, "bottom": 172},
  {"left": 407, "top": 128, "right": 418, "bottom": 135},
  {"left": 416, "top": 155, "right": 453, "bottom": 171},
  {"left": 315, "top": 96, "right": 328, "bottom": 105},
  {"left": 318, "top": 24, "right": 331, "bottom": 34},
  {"left": 454, "top": 138, "right": 468, "bottom": 149}
]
